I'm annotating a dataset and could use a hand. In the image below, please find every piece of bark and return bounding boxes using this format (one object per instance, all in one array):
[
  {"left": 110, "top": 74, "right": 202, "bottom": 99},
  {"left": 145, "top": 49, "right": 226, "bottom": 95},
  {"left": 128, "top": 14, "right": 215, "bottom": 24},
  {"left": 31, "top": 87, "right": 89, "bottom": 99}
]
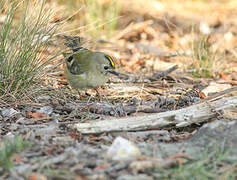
[{"left": 74, "top": 95, "right": 237, "bottom": 134}]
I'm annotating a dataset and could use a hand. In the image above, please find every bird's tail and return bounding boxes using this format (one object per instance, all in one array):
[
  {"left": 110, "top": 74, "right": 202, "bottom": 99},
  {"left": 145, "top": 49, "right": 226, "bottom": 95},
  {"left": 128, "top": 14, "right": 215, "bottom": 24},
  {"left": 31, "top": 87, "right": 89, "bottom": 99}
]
[{"left": 63, "top": 35, "right": 87, "bottom": 52}]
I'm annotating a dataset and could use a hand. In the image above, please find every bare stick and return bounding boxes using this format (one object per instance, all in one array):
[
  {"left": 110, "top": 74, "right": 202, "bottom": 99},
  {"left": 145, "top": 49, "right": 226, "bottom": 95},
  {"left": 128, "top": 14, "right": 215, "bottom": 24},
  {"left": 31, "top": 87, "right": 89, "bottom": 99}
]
[{"left": 149, "top": 65, "right": 178, "bottom": 81}]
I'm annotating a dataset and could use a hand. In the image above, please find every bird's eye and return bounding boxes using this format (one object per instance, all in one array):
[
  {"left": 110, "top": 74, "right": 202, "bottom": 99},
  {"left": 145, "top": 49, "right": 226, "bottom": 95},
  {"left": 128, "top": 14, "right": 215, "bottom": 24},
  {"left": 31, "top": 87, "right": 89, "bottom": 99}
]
[
  {"left": 104, "top": 66, "right": 109, "bottom": 70},
  {"left": 67, "top": 55, "right": 73, "bottom": 63}
]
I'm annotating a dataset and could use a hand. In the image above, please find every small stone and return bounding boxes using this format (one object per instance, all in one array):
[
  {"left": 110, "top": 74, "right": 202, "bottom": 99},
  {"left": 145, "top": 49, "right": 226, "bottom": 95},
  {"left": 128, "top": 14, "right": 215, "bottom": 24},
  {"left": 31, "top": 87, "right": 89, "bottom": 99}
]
[
  {"left": 65, "top": 103, "right": 77, "bottom": 111},
  {"left": 201, "top": 82, "right": 231, "bottom": 98},
  {"left": 199, "top": 22, "right": 211, "bottom": 35},
  {"left": 37, "top": 95, "right": 51, "bottom": 101},
  {"left": 106, "top": 136, "right": 141, "bottom": 161},
  {"left": 3, "top": 132, "right": 15, "bottom": 140},
  {"left": 39, "top": 106, "right": 53, "bottom": 115},
  {"left": 86, "top": 174, "right": 108, "bottom": 180},
  {"left": 117, "top": 174, "right": 153, "bottom": 180},
  {"left": 1, "top": 108, "right": 18, "bottom": 117}
]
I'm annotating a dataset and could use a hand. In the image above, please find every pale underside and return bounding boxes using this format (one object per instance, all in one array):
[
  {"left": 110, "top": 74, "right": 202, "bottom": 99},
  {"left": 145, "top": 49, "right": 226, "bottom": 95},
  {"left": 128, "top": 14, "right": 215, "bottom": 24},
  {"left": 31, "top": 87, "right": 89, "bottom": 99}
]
[{"left": 64, "top": 67, "right": 109, "bottom": 90}]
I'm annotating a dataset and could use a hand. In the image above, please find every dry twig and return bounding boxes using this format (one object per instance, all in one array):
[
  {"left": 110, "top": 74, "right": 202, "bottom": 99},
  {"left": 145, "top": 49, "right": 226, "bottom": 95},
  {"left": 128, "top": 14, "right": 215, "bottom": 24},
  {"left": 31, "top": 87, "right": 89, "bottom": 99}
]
[{"left": 74, "top": 92, "right": 237, "bottom": 134}]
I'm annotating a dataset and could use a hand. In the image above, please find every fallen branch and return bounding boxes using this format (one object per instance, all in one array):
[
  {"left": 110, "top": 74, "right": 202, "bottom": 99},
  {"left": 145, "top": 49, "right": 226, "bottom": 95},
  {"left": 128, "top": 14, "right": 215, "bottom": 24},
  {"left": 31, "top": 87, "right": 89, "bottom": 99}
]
[
  {"left": 74, "top": 95, "right": 237, "bottom": 134},
  {"left": 149, "top": 65, "right": 178, "bottom": 81}
]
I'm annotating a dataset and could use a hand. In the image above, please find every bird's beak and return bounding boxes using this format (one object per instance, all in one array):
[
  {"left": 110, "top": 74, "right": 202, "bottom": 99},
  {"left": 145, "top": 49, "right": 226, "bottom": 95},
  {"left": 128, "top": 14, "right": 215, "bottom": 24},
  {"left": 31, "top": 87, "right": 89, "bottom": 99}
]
[{"left": 108, "top": 70, "right": 119, "bottom": 76}]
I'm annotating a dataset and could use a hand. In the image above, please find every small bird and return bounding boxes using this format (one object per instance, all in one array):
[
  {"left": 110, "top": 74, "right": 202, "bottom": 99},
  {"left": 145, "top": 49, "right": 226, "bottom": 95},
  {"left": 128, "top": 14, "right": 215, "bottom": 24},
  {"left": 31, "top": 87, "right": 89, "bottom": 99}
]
[{"left": 63, "top": 36, "right": 119, "bottom": 97}]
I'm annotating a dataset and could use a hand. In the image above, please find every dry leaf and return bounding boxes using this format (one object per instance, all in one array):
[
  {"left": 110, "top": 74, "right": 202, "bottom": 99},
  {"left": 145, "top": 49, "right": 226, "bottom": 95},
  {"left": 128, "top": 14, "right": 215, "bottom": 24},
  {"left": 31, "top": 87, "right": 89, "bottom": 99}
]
[
  {"left": 27, "top": 112, "right": 47, "bottom": 120},
  {"left": 29, "top": 173, "right": 47, "bottom": 180},
  {"left": 14, "top": 155, "right": 22, "bottom": 163},
  {"left": 94, "top": 163, "right": 110, "bottom": 170}
]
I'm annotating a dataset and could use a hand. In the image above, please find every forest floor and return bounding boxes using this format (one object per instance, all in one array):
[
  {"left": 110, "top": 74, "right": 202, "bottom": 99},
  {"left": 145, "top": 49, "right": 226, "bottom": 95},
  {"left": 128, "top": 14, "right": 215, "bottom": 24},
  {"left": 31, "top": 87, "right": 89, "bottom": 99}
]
[{"left": 0, "top": 0, "right": 237, "bottom": 179}]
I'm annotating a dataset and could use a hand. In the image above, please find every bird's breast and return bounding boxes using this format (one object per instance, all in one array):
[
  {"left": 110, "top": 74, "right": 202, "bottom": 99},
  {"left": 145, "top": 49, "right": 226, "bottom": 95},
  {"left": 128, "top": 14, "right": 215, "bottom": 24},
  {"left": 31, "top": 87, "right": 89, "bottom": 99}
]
[{"left": 64, "top": 67, "right": 109, "bottom": 90}]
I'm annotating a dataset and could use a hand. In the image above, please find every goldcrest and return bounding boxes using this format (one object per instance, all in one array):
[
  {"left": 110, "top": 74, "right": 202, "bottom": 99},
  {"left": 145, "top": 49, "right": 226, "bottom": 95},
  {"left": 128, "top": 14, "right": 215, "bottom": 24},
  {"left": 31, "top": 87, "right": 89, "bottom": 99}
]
[{"left": 63, "top": 36, "right": 119, "bottom": 90}]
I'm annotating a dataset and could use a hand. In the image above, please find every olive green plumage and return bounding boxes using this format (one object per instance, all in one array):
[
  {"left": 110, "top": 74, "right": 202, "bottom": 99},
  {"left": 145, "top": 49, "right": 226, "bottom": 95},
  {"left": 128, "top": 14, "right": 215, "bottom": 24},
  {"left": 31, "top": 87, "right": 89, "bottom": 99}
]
[{"left": 63, "top": 36, "right": 118, "bottom": 90}]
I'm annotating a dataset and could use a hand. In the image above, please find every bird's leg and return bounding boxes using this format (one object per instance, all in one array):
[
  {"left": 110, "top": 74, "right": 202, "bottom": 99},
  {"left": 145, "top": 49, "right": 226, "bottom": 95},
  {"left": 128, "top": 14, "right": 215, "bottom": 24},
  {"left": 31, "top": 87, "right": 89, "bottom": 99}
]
[
  {"left": 78, "top": 90, "right": 81, "bottom": 99},
  {"left": 95, "top": 87, "right": 102, "bottom": 101},
  {"left": 87, "top": 96, "right": 93, "bottom": 105},
  {"left": 84, "top": 90, "right": 93, "bottom": 104}
]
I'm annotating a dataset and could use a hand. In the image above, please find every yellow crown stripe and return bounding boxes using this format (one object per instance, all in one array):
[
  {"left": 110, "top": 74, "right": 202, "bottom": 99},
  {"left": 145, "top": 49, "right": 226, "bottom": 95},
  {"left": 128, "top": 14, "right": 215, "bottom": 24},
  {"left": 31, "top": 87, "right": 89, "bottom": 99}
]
[{"left": 105, "top": 55, "right": 115, "bottom": 67}]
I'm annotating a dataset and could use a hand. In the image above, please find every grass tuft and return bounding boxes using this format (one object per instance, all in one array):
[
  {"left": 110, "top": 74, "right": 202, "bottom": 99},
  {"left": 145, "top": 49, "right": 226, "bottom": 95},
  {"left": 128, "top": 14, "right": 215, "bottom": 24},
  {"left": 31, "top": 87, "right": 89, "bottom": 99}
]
[
  {"left": 0, "top": 136, "right": 30, "bottom": 170},
  {"left": 0, "top": 0, "right": 58, "bottom": 96},
  {"left": 189, "top": 35, "right": 224, "bottom": 78},
  {"left": 154, "top": 141, "right": 237, "bottom": 180}
]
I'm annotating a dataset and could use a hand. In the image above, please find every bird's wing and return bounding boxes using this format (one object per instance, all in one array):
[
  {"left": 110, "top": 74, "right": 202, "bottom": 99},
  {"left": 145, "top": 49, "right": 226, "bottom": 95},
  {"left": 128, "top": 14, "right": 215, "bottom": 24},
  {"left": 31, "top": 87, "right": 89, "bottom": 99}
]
[{"left": 64, "top": 50, "right": 92, "bottom": 75}]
